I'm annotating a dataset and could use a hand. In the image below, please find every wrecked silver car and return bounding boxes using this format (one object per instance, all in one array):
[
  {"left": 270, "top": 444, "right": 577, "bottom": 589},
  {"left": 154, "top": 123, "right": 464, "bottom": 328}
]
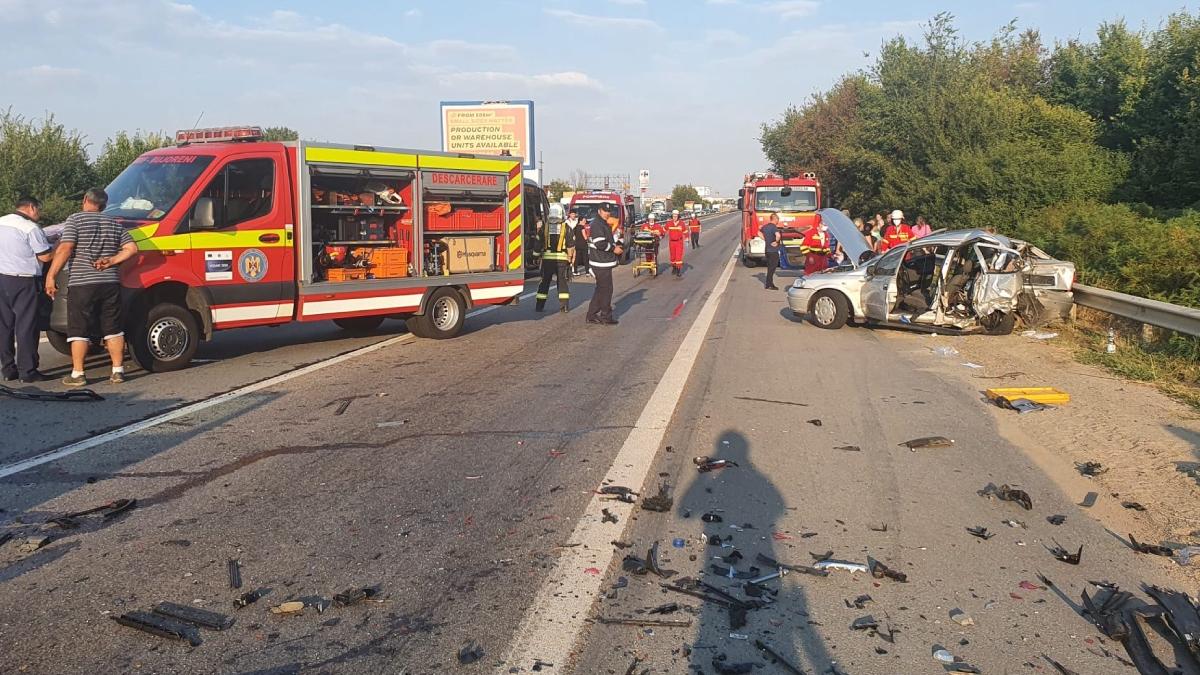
[{"left": 786, "top": 209, "right": 1074, "bottom": 334}]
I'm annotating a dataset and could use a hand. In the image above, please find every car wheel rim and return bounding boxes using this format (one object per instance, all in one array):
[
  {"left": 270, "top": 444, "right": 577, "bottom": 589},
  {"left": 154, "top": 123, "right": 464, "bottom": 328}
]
[
  {"left": 147, "top": 317, "right": 189, "bottom": 361},
  {"left": 813, "top": 296, "right": 837, "bottom": 325},
  {"left": 432, "top": 297, "right": 460, "bottom": 331}
]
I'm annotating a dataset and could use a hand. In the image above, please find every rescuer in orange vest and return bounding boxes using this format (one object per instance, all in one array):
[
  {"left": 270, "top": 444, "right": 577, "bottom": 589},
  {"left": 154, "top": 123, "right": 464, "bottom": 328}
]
[
  {"left": 800, "top": 221, "right": 832, "bottom": 275},
  {"left": 880, "top": 209, "right": 915, "bottom": 253},
  {"left": 665, "top": 210, "right": 687, "bottom": 277},
  {"left": 688, "top": 214, "right": 701, "bottom": 248}
]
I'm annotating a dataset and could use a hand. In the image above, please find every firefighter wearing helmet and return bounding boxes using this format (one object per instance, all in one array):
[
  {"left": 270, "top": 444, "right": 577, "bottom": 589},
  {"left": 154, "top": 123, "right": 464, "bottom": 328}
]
[
  {"left": 880, "top": 209, "right": 914, "bottom": 253},
  {"left": 665, "top": 209, "right": 687, "bottom": 277}
]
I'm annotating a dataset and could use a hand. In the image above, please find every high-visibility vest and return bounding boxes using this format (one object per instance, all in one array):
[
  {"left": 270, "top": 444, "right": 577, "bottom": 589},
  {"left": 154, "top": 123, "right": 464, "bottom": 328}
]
[{"left": 537, "top": 220, "right": 573, "bottom": 262}]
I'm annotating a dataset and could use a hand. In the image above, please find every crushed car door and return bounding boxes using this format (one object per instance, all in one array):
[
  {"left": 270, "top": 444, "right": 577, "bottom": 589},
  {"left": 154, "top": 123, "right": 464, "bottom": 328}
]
[
  {"left": 863, "top": 246, "right": 906, "bottom": 321},
  {"left": 971, "top": 242, "right": 1023, "bottom": 318}
]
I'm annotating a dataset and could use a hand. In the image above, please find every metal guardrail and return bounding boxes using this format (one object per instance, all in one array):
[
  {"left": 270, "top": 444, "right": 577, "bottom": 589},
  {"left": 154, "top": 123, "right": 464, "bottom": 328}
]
[{"left": 1072, "top": 283, "right": 1200, "bottom": 337}]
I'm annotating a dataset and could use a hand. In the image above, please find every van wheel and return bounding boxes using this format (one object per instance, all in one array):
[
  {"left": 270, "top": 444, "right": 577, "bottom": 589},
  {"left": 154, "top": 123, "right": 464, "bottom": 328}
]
[
  {"left": 333, "top": 316, "right": 385, "bottom": 334},
  {"left": 130, "top": 302, "right": 200, "bottom": 372},
  {"left": 808, "top": 290, "right": 849, "bottom": 329},
  {"left": 981, "top": 311, "right": 1017, "bottom": 336},
  {"left": 45, "top": 330, "right": 71, "bottom": 356},
  {"left": 406, "top": 288, "right": 465, "bottom": 339}
]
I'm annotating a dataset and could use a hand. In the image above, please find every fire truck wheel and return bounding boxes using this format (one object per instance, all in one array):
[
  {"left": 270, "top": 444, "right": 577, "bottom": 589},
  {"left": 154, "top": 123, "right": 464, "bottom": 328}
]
[
  {"left": 130, "top": 302, "right": 200, "bottom": 372},
  {"left": 406, "top": 288, "right": 465, "bottom": 339},
  {"left": 333, "top": 316, "right": 385, "bottom": 334},
  {"left": 741, "top": 253, "right": 759, "bottom": 268},
  {"left": 45, "top": 330, "right": 71, "bottom": 356},
  {"left": 808, "top": 290, "right": 849, "bottom": 330}
]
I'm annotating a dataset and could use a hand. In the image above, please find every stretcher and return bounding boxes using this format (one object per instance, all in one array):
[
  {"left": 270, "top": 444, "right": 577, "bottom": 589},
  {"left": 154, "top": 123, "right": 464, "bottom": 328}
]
[{"left": 632, "top": 230, "right": 661, "bottom": 277}]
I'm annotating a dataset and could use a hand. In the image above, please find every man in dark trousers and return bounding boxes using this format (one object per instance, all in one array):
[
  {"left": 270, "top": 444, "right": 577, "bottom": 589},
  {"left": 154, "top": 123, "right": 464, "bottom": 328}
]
[
  {"left": 585, "top": 203, "right": 621, "bottom": 325},
  {"left": 0, "top": 196, "right": 53, "bottom": 383},
  {"left": 761, "top": 213, "right": 781, "bottom": 290},
  {"left": 533, "top": 210, "right": 575, "bottom": 313},
  {"left": 689, "top": 213, "right": 701, "bottom": 248}
]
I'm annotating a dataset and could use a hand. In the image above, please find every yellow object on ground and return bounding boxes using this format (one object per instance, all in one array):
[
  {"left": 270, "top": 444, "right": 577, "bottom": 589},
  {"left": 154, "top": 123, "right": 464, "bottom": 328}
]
[{"left": 985, "top": 387, "right": 1070, "bottom": 405}]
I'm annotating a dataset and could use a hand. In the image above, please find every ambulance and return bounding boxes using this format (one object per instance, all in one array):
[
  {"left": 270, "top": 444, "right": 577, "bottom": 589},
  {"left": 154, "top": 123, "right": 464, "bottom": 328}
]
[{"left": 46, "top": 126, "right": 528, "bottom": 372}]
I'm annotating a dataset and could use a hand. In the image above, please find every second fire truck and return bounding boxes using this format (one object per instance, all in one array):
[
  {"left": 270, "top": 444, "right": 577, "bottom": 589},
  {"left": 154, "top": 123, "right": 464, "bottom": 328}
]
[{"left": 738, "top": 171, "right": 822, "bottom": 267}]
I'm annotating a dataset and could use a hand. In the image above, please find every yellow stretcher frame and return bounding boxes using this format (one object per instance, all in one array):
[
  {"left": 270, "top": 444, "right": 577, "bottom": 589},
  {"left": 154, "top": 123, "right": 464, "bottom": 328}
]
[
  {"left": 632, "top": 237, "right": 660, "bottom": 277},
  {"left": 985, "top": 387, "right": 1070, "bottom": 405}
]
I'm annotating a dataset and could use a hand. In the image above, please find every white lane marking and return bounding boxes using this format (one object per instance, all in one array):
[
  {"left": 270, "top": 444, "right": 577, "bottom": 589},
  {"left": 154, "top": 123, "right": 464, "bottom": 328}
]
[
  {"left": 503, "top": 248, "right": 738, "bottom": 671},
  {"left": 0, "top": 290, "right": 536, "bottom": 479}
]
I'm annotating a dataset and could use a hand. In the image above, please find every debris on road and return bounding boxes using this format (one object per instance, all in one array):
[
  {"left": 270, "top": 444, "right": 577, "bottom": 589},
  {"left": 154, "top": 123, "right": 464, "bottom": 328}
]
[
  {"left": 806, "top": 419, "right": 822, "bottom": 427},
  {"left": 899, "top": 436, "right": 955, "bottom": 450},
  {"left": 1047, "top": 514, "right": 1067, "bottom": 525},
  {"left": 270, "top": 601, "right": 306, "bottom": 615},
  {"left": 1121, "top": 501, "right": 1146, "bottom": 512},
  {"left": 1046, "top": 541, "right": 1083, "bottom": 565},
  {"left": 694, "top": 457, "right": 738, "bottom": 472},
  {"left": 458, "top": 640, "right": 485, "bottom": 665},
  {"left": 813, "top": 556, "right": 868, "bottom": 575},
  {"left": 755, "top": 552, "right": 829, "bottom": 578},
  {"left": 1079, "top": 491, "right": 1098, "bottom": 507},
  {"left": 847, "top": 594, "right": 873, "bottom": 610},
  {"left": 641, "top": 482, "right": 673, "bottom": 512},
  {"left": 1019, "top": 580, "right": 1046, "bottom": 591},
  {"left": 868, "top": 558, "right": 908, "bottom": 583},
  {"left": 1022, "top": 330, "right": 1059, "bottom": 340},
  {"left": 112, "top": 611, "right": 201, "bottom": 646},
  {"left": 1128, "top": 534, "right": 1173, "bottom": 556},
  {"left": 647, "top": 602, "right": 680, "bottom": 615},
  {"left": 333, "top": 586, "right": 382, "bottom": 607},
  {"left": 152, "top": 602, "right": 235, "bottom": 630},
  {"left": 701, "top": 512, "right": 723, "bottom": 523},
  {"left": 966, "top": 526, "right": 995, "bottom": 540},
  {"left": 597, "top": 617, "right": 692, "bottom": 628},
  {"left": 227, "top": 559, "right": 242, "bottom": 589},
  {"left": 1075, "top": 461, "right": 1108, "bottom": 477},
  {"left": 932, "top": 645, "right": 981, "bottom": 673},
  {"left": 833, "top": 445, "right": 861, "bottom": 452},
  {"left": 950, "top": 608, "right": 975, "bottom": 626},
  {"left": 1041, "top": 654, "right": 1080, "bottom": 675},
  {"left": 46, "top": 498, "right": 138, "bottom": 529},
  {"left": 978, "top": 483, "right": 1033, "bottom": 510},
  {"left": 754, "top": 639, "right": 805, "bottom": 675},
  {"left": 710, "top": 657, "right": 755, "bottom": 674},
  {"left": 234, "top": 589, "right": 265, "bottom": 609},
  {"left": 850, "top": 615, "right": 878, "bottom": 630},
  {"left": 1002, "top": 519, "right": 1026, "bottom": 529},
  {"left": 997, "top": 397, "right": 1051, "bottom": 413},
  {"left": 17, "top": 536, "right": 50, "bottom": 553},
  {"left": 599, "top": 486, "right": 638, "bottom": 503},
  {"left": 0, "top": 384, "right": 103, "bottom": 402},
  {"left": 602, "top": 509, "right": 619, "bottom": 524}
]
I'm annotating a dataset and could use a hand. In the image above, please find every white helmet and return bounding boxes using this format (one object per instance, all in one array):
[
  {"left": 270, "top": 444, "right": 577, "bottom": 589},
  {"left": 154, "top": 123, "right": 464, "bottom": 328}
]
[
  {"left": 889, "top": 209, "right": 904, "bottom": 221},
  {"left": 672, "top": 209, "right": 680, "bottom": 215}
]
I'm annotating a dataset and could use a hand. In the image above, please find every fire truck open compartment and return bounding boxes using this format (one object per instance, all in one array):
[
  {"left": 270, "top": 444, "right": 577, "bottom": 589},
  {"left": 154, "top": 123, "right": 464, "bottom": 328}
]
[
  {"left": 308, "top": 165, "right": 415, "bottom": 283},
  {"left": 420, "top": 172, "right": 507, "bottom": 277}
]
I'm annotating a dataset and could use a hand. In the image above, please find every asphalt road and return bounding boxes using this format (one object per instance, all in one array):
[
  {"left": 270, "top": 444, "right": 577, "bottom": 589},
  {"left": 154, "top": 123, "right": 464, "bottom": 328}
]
[{"left": 0, "top": 212, "right": 1189, "bottom": 674}]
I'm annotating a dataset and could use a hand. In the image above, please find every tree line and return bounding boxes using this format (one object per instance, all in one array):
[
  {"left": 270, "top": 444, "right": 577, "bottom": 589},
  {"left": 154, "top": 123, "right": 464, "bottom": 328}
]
[
  {"left": 759, "top": 12, "right": 1200, "bottom": 310},
  {"left": 0, "top": 110, "right": 297, "bottom": 223}
]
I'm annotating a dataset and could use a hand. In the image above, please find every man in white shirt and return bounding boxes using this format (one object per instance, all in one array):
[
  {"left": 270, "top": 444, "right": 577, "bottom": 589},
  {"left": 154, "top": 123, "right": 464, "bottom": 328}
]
[{"left": 0, "top": 197, "right": 53, "bottom": 382}]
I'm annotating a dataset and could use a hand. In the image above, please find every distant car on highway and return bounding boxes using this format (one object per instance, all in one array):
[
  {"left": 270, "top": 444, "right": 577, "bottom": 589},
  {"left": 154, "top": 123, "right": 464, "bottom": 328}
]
[{"left": 786, "top": 209, "right": 1075, "bottom": 335}]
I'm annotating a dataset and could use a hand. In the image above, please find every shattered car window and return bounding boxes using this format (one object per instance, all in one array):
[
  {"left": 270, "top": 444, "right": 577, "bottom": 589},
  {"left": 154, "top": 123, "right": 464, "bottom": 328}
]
[{"left": 976, "top": 244, "right": 1022, "bottom": 273}]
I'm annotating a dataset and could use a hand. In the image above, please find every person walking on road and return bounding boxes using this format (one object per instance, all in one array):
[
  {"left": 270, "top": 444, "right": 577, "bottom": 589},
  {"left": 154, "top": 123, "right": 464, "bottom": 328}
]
[
  {"left": 533, "top": 209, "right": 575, "bottom": 313},
  {"left": 45, "top": 188, "right": 138, "bottom": 386},
  {"left": 761, "top": 213, "right": 781, "bottom": 290},
  {"left": 0, "top": 196, "right": 53, "bottom": 383},
  {"left": 688, "top": 213, "right": 701, "bottom": 249},
  {"left": 666, "top": 209, "right": 687, "bottom": 277},
  {"left": 585, "top": 203, "right": 621, "bottom": 325}
]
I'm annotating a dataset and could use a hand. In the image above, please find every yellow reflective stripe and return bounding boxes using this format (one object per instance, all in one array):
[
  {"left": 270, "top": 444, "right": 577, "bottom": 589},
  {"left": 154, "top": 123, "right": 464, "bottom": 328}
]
[
  {"left": 419, "top": 154, "right": 518, "bottom": 172},
  {"left": 508, "top": 234, "right": 522, "bottom": 254},
  {"left": 135, "top": 229, "right": 289, "bottom": 251},
  {"left": 507, "top": 174, "right": 522, "bottom": 192},
  {"left": 305, "top": 147, "right": 417, "bottom": 168}
]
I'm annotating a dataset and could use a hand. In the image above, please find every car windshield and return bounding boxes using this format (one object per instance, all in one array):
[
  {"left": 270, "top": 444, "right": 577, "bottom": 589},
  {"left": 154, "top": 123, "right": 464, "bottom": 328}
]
[
  {"left": 756, "top": 187, "right": 817, "bottom": 212},
  {"left": 104, "top": 154, "right": 215, "bottom": 223}
]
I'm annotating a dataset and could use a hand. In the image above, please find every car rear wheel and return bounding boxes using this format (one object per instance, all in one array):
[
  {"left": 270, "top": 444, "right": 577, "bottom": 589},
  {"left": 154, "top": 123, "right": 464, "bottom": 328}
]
[{"left": 808, "top": 290, "right": 849, "bottom": 330}]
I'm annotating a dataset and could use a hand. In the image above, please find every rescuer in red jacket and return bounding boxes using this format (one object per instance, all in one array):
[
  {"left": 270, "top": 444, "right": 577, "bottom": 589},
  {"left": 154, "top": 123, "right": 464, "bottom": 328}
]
[
  {"left": 800, "top": 221, "right": 831, "bottom": 275},
  {"left": 665, "top": 210, "right": 687, "bottom": 277},
  {"left": 879, "top": 209, "right": 915, "bottom": 253},
  {"left": 688, "top": 214, "right": 701, "bottom": 248}
]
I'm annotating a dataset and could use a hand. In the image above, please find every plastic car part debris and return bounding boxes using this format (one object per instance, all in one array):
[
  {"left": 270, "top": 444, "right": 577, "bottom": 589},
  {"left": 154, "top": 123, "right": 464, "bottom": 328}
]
[
  {"left": 333, "top": 586, "right": 381, "bottom": 607},
  {"left": 1076, "top": 461, "right": 1108, "bottom": 477},
  {"left": 868, "top": 558, "right": 908, "bottom": 582},
  {"left": 641, "top": 482, "right": 673, "bottom": 512},
  {"left": 710, "top": 658, "right": 754, "bottom": 675},
  {"left": 659, "top": 582, "right": 734, "bottom": 608},
  {"left": 611, "top": 576, "right": 628, "bottom": 590},
  {"left": 645, "top": 541, "right": 676, "bottom": 579},
  {"left": 1143, "top": 585, "right": 1200, "bottom": 660},
  {"left": 0, "top": 383, "right": 103, "bottom": 402},
  {"left": 1081, "top": 588, "right": 1134, "bottom": 641},
  {"left": 227, "top": 559, "right": 242, "bottom": 589},
  {"left": 695, "top": 458, "right": 738, "bottom": 473},
  {"left": 0, "top": 532, "right": 11, "bottom": 548},
  {"left": 1121, "top": 501, "right": 1146, "bottom": 511},
  {"left": 600, "top": 485, "right": 638, "bottom": 498},
  {"left": 1018, "top": 580, "right": 1046, "bottom": 591},
  {"left": 623, "top": 656, "right": 642, "bottom": 675},
  {"left": 747, "top": 568, "right": 786, "bottom": 585},
  {"left": 966, "top": 526, "right": 995, "bottom": 540},
  {"left": 17, "top": 536, "right": 50, "bottom": 553},
  {"left": 1041, "top": 654, "right": 1080, "bottom": 675},
  {"left": 707, "top": 534, "right": 724, "bottom": 546},
  {"left": 998, "top": 397, "right": 1050, "bottom": 413},
  {"left": 848, "top": 594, "right": 873, "bottom": 609},
  {"left": 806, "top": 419, "right": 822, "bottom": 426},
  {"left": 722, "top": 550, "right": 744, "bottom": 564},
  {"left": 869, "top": 523, "right": 888, "bottom": 532},
  {"left": 270, "top": 601, "right": 306, "bottom": 615},
  {"left": 753, "top": 552, "right": 829, "bottom": 577},
  {"left": 1002, "top": 519, "right": 1027, "bottom": 528},
  {"left": 1129, "top": 534, "right": 1172, "bottom": 556},
  {"left": 814, "top": 559, "right": 868, "bottom": 574},
  {"left": 648, "top": 602, "right": 679, "bottom": 615},
  {"left": 51, "top": 498, "right": 137, "bottom": 527},
  {"left": 601, "top": 508, "right": 618, "bottom": 524},
  {"left": 598, "top": 617, "right": 692, "bottom": 627},
  {"left": 950, "top": 609, "right": 974, "bottom": 626},
  {"left": 1047, "top": 514, "right": 1067, "bottom": 525},
  {"left": 1079, "top": 491, "right": 1098, "bottom": 507},
  {"left": 152, "top": 602, "right": 235, "bottom": 631},
  {"left": 754, "top": 640, "right": 805, "bottom": 675},
  {"left": 709, "top": 564, "right": 760, "bottom": 580},
  {"left": 234, "top": 589, "right": 266, "bottom": 609},
  {"left": 611, "top": 540, "right": 633, "bottom": 549},
  {"left": 728, "top": 605, "right": 747, "bottom": 630},
  {"left": 728, "top": 633, "right": 749, "bottom": 640},
  {"left": 932, "top": 646, "right": 981, "bottom": 673},
  {"left": 112, "top": 611, "right": 201, "bottom": 646},
  {"left": 851, "top": 615, "right": 879, "bottom": 630},
  {"left": 899, "top": 436, "right": 954, "bottom": 450},
  {"left": 531, "top": 659, "right": 554, "bottom": 671},
  {"left": 1046, "top": 541, "right": 1083, "bottom": 564},
  {"left": 458, "top": 640, "right": 485, "bottom": 665},
  {"left": 701, "top": 512, "right": 723, "bottom": 523},
  {"left": 834, "top": 445, "right": 861, "bottom": 452},
  {"left": 978, "top": 483, "right": 1033, "bottom": 510},
  {"left": 1175, "top": 546, "right": 1200, "bottom": 566},
  {"left": 623, "top": 554, "right": 649, "bottom": 575}
]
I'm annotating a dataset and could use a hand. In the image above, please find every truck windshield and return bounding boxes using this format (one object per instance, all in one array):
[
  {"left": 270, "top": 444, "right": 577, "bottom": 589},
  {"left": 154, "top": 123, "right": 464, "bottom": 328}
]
[
  {"left": 755, "top": 187, "right": 817, "bottom": 212},
  {"left": 104, "top": 154, "right": 215, "bottom": 222},
  {"left": 574, "top": 203, "right": 623, "bottom": 225}
]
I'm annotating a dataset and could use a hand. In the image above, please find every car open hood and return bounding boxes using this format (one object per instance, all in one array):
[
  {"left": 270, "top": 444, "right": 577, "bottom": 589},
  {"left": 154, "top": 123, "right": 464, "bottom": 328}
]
[{"left": 818, "top": 208, "right": 871, "bottom": 268}]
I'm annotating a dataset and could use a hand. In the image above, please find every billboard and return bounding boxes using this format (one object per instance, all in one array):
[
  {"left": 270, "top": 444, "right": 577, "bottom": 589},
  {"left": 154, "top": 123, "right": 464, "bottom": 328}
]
[{"left": 440, "top": 100, "right": 536, "bottom": 171}]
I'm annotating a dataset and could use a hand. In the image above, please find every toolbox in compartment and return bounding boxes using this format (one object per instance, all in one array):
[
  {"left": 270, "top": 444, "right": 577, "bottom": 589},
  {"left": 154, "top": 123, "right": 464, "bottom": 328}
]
[
  {"left": 424, "top": 203, "right": 504, "bottom": 232},
  {"left": 326, "top": 267, "right": 368, "bottom": 282},
  {"left": 370, "top": 247, "right": 410, "bottom": 278}
]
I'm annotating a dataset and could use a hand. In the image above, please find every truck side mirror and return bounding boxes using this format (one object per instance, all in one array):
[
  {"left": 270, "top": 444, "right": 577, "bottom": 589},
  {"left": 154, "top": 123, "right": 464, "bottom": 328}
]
[
  {"left": 191, "top": 197, "right": 216, "bottom": 230},
  {"left": 736, "top": 197, "right": 744, "bottom": 210},
  {"left": 738, "top": 188, "right": 745, "bottom": 197}
]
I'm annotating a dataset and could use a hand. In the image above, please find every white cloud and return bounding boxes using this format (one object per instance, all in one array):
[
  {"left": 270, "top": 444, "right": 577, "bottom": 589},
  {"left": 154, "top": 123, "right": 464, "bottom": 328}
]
[
  {"left": 445, "top": 70, "right": 604, "bottom": 90},
  {"left": 609, "top": 0, "right": 646, "bottom": 4},
  {"left": 761, "top": 1, "right": 820, "bottom": 19},
  {"left": 544, "top": 8, "right": 661, "bottom": 31},
  {"left": 704, "top": 29, "right": 748, "bottom": 48},
  {"left": 706, "top": 0, "right": 740, "bottom": 4},
  {"left": 405, "top": 8, "right": 422, "bottom": 17},
  {"left": 19, "top": 64, "right": 83, "bottom": 79}
]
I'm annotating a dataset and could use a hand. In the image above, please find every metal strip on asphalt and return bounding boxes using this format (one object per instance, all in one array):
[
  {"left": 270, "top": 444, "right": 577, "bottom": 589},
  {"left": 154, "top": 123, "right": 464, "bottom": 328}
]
[
  {"left": 0, "top": 290, "right": 536, "bottom": 479},
  {"left": 502, "top": 247, "right": 739, "bottom": 672}
]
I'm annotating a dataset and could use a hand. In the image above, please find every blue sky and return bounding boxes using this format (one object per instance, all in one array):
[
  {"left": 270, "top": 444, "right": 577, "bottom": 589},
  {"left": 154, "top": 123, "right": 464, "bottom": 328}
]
[{"left": 2, "top": 0, "right": 1193, "bottom": 196}]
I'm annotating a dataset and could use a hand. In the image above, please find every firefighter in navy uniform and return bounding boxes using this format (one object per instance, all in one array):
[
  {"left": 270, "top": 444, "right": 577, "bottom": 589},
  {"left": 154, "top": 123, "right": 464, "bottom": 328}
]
[{"left": 533, "top": 212, "right": 576, "bottom": 313}]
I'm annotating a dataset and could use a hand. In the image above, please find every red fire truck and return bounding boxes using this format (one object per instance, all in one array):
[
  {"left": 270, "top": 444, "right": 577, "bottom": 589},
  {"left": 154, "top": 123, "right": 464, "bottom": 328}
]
[
  {"left": 568, "top": 190, "right": 638, "bottom": 262},
  {"left": 737, "top": 171, "right": 822, "bottom": 267},
  {"left": 46, "top": 126, "right": 528, "bottom": 372}
]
